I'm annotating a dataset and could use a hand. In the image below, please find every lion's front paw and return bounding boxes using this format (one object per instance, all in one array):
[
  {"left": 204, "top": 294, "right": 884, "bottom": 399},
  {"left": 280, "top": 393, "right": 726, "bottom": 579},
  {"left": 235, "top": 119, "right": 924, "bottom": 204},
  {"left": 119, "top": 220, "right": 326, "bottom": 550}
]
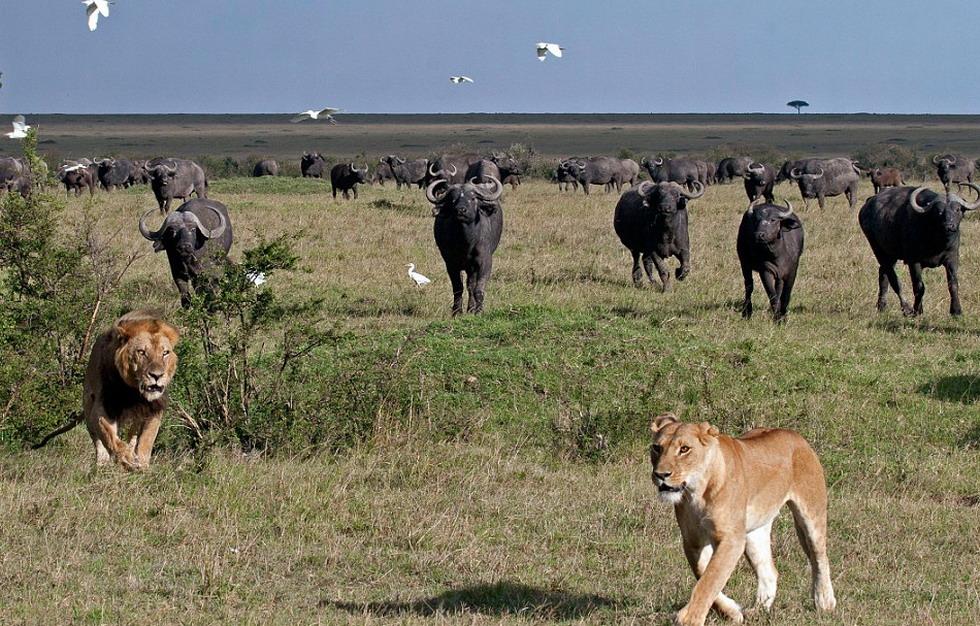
[{"left": 115, "top": 446, "right": 142, "bottom": 471}]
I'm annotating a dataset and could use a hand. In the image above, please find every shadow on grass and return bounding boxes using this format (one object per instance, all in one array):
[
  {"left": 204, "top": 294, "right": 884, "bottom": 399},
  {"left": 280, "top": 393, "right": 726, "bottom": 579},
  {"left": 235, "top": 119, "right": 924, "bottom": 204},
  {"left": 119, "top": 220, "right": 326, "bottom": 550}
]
[
  {"left": 325, "top": 581, "right": 620, "bottom": 619},
  {"left": 918, "top": 375, "right": 980, "bottom": 404},
  {"left": 871, "top": 318, "right": 978, "bottom": 336}
]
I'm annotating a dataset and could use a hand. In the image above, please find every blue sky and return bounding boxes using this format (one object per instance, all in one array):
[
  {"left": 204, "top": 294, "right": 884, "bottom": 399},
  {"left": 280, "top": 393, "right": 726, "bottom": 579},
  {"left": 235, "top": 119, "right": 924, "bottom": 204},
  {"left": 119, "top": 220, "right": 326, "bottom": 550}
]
[{"left": 1, "top": 0, "right": 977, "bottom": 114}]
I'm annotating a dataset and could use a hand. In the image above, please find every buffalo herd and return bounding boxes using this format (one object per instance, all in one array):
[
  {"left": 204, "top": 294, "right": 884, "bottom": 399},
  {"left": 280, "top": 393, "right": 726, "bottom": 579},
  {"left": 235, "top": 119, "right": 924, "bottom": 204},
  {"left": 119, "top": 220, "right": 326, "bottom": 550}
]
[{"left": 2, "top": 147, "right": 978, "bottom": 320}]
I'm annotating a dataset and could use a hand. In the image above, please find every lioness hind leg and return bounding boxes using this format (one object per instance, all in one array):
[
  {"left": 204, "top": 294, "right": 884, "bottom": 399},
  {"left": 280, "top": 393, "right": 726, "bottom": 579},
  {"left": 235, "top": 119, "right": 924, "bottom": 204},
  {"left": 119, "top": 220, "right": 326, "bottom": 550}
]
[
  {"left": 744, "top": 521, "right": 778, "bottom": 610},
  {"left": 787, "top": 499, "right": 836, "bottom": 612},
  {"left": 683, "top": 542, "right": 744, "bottom": 623}
]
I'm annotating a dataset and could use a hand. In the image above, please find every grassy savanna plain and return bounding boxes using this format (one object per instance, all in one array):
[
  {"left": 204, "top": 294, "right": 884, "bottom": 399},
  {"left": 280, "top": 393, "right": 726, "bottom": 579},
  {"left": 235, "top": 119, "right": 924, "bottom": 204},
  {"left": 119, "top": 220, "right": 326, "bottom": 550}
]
[{"left": 1, "top": 118, "right": 980, "bottom": 625}]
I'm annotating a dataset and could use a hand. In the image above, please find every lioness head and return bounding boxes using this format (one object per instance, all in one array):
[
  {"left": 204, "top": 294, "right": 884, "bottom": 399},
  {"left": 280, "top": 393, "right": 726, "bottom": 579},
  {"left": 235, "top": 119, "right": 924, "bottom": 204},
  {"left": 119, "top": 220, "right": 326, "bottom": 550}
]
[
  {"left": 649, "top": 413, "right": 719, "bottom": 505},
  {"left": 113, "top": 314, "right": 179, "bottom": 402}
]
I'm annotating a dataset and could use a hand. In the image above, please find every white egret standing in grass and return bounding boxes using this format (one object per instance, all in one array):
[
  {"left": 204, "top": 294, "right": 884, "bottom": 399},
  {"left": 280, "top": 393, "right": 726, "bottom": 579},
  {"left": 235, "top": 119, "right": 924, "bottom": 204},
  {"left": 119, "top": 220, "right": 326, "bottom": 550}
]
[
  {"left": 6, "top": 115, "right": 29, "bottom": 139},
  {"left": 406, "top": 264, "right": 431, "bottom": 288},
  {"left": 83, "top": 0, "right": 110, "bottom": 31},
  {"left": 450, "top": 76, "right": 474, "bottom": 84},
  {"left": 291, "top": 108, "right": 341, "bottom": 124},
  {"left": 535, "top": 42, "right": 564, "bottom": 61},
  {"left": 246, "top": 271, "right": 267, "bottom": 286}
]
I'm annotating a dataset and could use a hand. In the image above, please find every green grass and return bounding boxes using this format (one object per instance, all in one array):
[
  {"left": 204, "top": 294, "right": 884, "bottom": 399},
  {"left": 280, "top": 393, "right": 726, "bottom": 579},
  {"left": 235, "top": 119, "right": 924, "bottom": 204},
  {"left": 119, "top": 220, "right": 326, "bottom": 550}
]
[{"left": 2, "top": 172, "right": 979, "bottom": 624}]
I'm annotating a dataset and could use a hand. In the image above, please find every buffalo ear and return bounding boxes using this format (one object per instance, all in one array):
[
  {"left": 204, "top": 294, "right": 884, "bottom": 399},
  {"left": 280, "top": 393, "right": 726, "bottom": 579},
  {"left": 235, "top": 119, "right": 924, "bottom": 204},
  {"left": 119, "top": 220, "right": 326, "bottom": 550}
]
[
  {"left": 479, "top": 202, "right": 498, "bottom": 216},
  {"left": 651, "top": 413, "right": 678, "bottom": 433},
  {"left": 153, "top": 241, "right": 166, "bottom": 253},
  {"left": 697, "top": 421, "right": 720, "bottom": 443},
  {"left": 780, "top": 215, "right": 802, "bottom": 231}
]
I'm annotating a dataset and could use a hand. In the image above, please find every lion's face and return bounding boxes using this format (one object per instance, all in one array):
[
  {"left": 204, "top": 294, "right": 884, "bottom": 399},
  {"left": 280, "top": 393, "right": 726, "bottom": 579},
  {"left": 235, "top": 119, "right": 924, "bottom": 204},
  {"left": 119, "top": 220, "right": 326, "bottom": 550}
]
[
  {"left": 649, "top": 414, "right": 719, "bottom": 505},
  {"left": 114, "top": 319, "right": 179, "bottom": 402}
]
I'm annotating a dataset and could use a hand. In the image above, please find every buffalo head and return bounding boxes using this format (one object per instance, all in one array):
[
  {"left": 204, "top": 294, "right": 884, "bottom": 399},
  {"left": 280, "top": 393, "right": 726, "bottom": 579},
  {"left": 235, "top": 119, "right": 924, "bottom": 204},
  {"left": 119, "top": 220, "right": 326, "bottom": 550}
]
[
  {"left": 425, "top": 176, "right": 503, "bottom": 221},
  {"left": 910, "top": 182, "right": 980, "bottom": 233},
  {"left": 635, "top": 180, "right": 704, "bottom": 214},
  {"left": 139, "top": 205, "right": 228, "bottom": 271},
  {"left": 745, "top": 199, "right": 800, "bottom": 244}
]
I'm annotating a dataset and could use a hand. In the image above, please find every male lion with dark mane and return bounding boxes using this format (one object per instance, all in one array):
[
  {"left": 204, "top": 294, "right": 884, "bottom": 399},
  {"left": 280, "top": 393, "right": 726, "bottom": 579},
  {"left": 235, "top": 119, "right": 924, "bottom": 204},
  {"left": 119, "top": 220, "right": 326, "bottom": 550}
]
[
  {"left": 649, "top": 413, "right": 836, "bottom": 626},
  {"left": 33, "top": 311, "right": 179, "bottom": 470}
]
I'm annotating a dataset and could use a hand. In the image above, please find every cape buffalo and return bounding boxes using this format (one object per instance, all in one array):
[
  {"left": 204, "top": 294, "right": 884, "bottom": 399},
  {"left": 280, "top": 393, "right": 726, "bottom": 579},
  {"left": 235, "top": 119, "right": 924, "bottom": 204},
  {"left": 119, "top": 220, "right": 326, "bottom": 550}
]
[
  {"left": 465, "top": 159, "right": 501, "bottom": 185},
  {"left": 737, "top": 199, "right": 804, "bottom": 322},
  {"left": 381, "top": 156, "right": 428, "bottom": 189},
  {"left": 716, "top": 156, "right": 754, "bottom": 183},
  {"left": 641, "top": 156, "right": 700, "bottom": 191},
  {"left": 139, "top": 199, "right": 233, "bottom": 308},
  {"left": 554, "top": 163, "right": 579, "bottom": 192},
  {"left": 868, "top": 167, "right": 904, "bottom": 194},
  {"left": 743, "top": 162, "right": 777, "bottom": 204},
  {"left": 57, "top": 163, "right": 96, "bottom": 197},
  {"left": 488, "top": 153, "right": 525, "bottom": 188},
  {"left": 933, "top": 154, "right": 975, "bottom": 191},
  {"left": 427, "top": 154, "right": 483, "bottom": 185},
  {"left": 426, "top": 176, "right": 504, "bottom": 315},
  {"left": 859, "top": 183, "right": 980, "bottom": 316},
  {"left": 330, "top": 162, "right": 369, "bottom": 199},
  {"left": 790, "top": 158, "right": 861, "bottom": 209},
  {"left": 146, "top": 158, "right": 208, "bottom": 213},
  {"left": 253, "top": 159, "right": 279, "bottom": 177},
  {"left": 96, "top": 158, "right": 137, "bottom": 191},
  {"left": 613, "top": 180, "right": 705, "bottom": 290},
  {"left": 372, "top": 160, "right": 395, "bottom": 185},
  {"left": 561, "top": 156, "right": 628, "bottom": 195},
  {"left": 301, "top": 152, "right": 327, "bottom": 178}
]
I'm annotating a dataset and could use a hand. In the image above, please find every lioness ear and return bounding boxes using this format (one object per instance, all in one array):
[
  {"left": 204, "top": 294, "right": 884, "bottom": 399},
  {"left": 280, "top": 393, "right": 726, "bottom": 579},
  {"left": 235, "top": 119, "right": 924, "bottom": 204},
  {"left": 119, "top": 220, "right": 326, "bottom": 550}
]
[
  {"left": 697, "top": 422, "right": 720, "bottom": 443},
  {"left": 159, "top": 322, "right": 180, "bottom": 346},
  {"left": 651, "top": 413, "right": 678, "bottom": 433},
  {"left": 114, "top": 320, "right": 137, "bottom": 340}
]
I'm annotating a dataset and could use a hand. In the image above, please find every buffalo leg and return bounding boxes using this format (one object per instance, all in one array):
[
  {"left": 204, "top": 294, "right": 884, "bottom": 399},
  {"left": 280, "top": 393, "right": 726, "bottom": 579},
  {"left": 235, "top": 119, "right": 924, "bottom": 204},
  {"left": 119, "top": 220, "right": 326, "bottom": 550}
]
[
  {"left": 352, "top": 186, "right": 358, "bottom": 200},
  {"left": 741, "top": 266, "right": 754, "bottom": 319},
  {"left": 468, "top": 257, "right": 492, "bottom": 314},
  {"left": 176, "top": 279, "right": 193, "bottom": 309},
  {"left": 675, "top": 249, "right": 691, "bottom": 281},
  {"left": 640, "top": 253, "right": 658, "bottom": 287},
  {"left": 764, "top": 186, "right": 775, "bottom": 203},
  {"left": 909, "top": 262, "right": 926, "bottom": 315},
  {"left": 882, "top": 263, "right": 913, "bottom": 315},
  {"left": 445, "top": 264, "right": 465, "bottom": 316},
  {"left": 876, "top": 267, "right": 890, "bottom": 311},
  {"left": 650, "top": 254, "right": 671, "bottom": 292},
  {"left": 582, "top": 182, "right": 589, "bottom": 195},
  {"left": 945, "top": 261, "right": 962, "bottom": 316},
  {"left": 817, "top": 193, "right": 825, "bottom": 209},
  {"left": 760, "top": 271, "right": 781, "bottom": 318},
  {"left": 778, "top": 269, "right": 798, "bottom": 322},
  {"left": 332, "top": 187, "right": 338, "bottom": 199},
  {"left": 630, "top": 250, "right": 644, "bottom": 287}
]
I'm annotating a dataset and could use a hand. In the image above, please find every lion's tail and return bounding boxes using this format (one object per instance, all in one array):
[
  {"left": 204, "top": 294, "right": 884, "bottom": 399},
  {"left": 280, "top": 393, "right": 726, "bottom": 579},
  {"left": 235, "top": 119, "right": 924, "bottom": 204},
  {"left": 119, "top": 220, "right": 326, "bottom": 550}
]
[{"left": 31, "top": 412, "right": 83, "bottom": 449}]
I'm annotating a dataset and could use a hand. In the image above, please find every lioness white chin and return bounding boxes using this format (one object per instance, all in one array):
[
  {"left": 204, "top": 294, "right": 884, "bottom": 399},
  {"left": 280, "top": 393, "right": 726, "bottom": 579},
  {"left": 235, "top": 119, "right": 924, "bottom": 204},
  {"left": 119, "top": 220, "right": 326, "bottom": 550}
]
[
  {"left": 649, "top": 413, "right": 836, "bottom": 626},
  {"left": 33, "top": 310, "right": 179, "bottom": 471}
]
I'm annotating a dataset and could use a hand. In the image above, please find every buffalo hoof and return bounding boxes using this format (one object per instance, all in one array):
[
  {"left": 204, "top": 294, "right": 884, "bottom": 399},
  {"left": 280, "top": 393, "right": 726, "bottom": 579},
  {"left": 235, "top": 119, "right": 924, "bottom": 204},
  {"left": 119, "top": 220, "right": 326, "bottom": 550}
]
[
  {"left": 675, "top": 267, "right": 689, "bottom": 281},
  {"left": 901, "top": 304, "right": 915, "bottom": 317}
]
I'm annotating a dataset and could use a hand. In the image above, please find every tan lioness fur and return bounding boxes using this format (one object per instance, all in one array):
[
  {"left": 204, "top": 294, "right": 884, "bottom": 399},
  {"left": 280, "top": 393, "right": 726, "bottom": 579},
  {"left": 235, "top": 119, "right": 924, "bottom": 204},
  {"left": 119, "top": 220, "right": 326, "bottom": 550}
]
[
  {"left": 33, "top": 311, "right": 179, "bottom": 470},
  {"left": 649, "top": 413, "right": 836, "bottom": 626}
]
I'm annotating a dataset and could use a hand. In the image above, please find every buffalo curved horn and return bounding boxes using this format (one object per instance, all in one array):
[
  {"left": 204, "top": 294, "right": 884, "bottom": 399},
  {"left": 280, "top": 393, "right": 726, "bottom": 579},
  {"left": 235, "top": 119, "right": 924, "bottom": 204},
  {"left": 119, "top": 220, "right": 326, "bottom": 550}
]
[
  {"left": 185, "top": 205, "right": 227, "bottom": 240},
  {"left": 378, "top": 157, "right": 386, "bottom": 164},
  {"left": 747, "top": 162, "right": 765, "bottom": 174},
  {"left": 653, "top": 157, "right": 664, "bottom": 166},
  {"left": 428, "top": 162, "right": 440, "bottom": 177},
  {"left": 745, "top": 197, "right": 766, "bottom": 215},
  {"left": 640, "top": 156, "right": 648, "bottom": 166},
  {"left": 953, "top": 182, "right": 980, "bottom": 210},
  {"left": 776, "top": 199, "right": 795, "bottom": 219},
  {"left": 909, "top": 186, "right": 931, "bottom": 213},
  {"left": 678, "top": 180, "right": 705, "bottom": 199},
  {"left": 473, "top": 176, "right": 503, "bottom": 202},
  {"left": 396, "top": 157, "right": 405, "bottom": 164},
  {"left": 425, "top": 179, "right": 448, "bottom": 204},
  {"left": 636, "top": 181, "right": 655, "bottom": 196},
  {"left": 448, "top": 164, "right": 457, "bottom": 177},
  {"left": 932, "top": 154, "right": 953, "bottom": 165},
  {"left": 355, "top": 163, "right": 368, "bottom": 174},
  {"left": 139, "top": 208, "right": 171, "bottom": 241}
]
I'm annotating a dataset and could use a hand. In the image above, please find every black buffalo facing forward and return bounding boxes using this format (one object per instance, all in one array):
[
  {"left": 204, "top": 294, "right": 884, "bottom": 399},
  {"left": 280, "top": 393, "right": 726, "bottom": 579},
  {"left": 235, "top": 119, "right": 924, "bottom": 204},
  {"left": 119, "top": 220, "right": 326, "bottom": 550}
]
[
  {"left": 139, "top": 199, "right": 232, "bottom": 307},
  {"left": 330, "top": 163, "right": 369, "bottom": 199},
  {"left": 737, "top": 199, "right": 804, "bottom": 322},
  {"left": 613, "top": 180, "right": 705, "bottom": 290},
  {"left": 426, "top": 176, "right": 504, "bottom": 315},
  {"left": 146, "top": 158, "right": 208, "bottom": 213},
  {"left": 859, "top": 183, "right": 980, "bottom": 316}
]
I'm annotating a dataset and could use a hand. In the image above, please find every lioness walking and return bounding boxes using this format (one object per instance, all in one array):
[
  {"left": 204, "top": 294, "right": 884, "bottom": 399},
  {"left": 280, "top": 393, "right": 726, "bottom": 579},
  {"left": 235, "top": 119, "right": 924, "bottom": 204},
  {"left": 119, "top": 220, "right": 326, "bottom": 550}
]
[{"left": 649, "top": 414, "right": 836, "bottom": 626}]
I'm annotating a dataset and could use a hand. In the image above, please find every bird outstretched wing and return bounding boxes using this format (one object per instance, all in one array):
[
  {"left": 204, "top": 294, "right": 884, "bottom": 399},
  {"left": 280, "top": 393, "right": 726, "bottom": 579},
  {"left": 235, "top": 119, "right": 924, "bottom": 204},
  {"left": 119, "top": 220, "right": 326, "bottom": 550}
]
[
  {"left": 545, "top": 43, "right": 563, "bottom": 58},
  {"left": 290, "top": 112, "right": 312, "bottom": 123}
]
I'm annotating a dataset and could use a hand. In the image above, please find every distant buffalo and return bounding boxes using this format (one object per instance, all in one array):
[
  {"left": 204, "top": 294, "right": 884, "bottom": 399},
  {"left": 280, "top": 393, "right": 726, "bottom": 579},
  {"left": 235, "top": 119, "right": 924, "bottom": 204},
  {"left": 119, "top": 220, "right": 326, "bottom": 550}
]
[
  {"left": 427, "top": 153, "right": 483, "bottom": 185},
  {"left": 641, "top": 156, "right": 701, "bottom": 191},
  {"left": 553, "top": 163, "right": 579, "bottom": 192},
  {"left": 426, "top": 176, "right": 504, "bottom": 315},
  {"left": 380, "top": 155, "right": 429, "bottom": 189},
  {"left": 737, "top": 199, "right": 804, "bottom": 321},
  {"left": 743, "top": 162, "right": 777, "bottom": 204},
  {"left": 372, "top": 160, "right": 395, "bottom": 185},
  {"left": 561, "top": 156, "right": 634, "bottom": 195},
  {"left": 716, "top": 156, "right": 754, "bottom": 183},
  {"left": 146, "top": 158, "right": 208, "bottom": 213},
  {"left": 139, "top": 199, "right": 232, "bottom": 307},
  {"left": 465, "top": 159, "right": 502, "bottom": 185},
  {"left": 613, "top": 180, "right": 705, "bottom": 290},
  {"left": 932, "top": 154, "right": 975, "bottom": 191},
  {"left": 859, "top": 183, "right": 980, "bottom": 316},
  {"left": 790, "top": 158, "right": 861, "bottom": 209},
  {"left": 488, "top": 153, "right": 525, "bottom": 188},
  {"left": 57, "top": 163, "right": 96, "bottom": 197},
  {"left": 253, "top": 159, "right": 279, "bottom": 177},
  {"left": 868, "top": 167, "right": 904, "bottom": 194},
  {"left": 301, "top": 152, "right": 327, "bottom": 178},
  {"left": 95, "top": 158, "right": 138, "bottom": 191},
  {"left": 330, "top": 162, "right": 369, "bottom": 199}
]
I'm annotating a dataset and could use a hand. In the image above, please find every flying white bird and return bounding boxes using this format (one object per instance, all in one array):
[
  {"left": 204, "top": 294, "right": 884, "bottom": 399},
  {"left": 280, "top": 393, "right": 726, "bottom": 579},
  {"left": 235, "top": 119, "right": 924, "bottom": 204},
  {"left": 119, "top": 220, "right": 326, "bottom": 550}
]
[
  {"left": 291, "top": 107, "right": 341, "bottom": 124},
  {"left": 83, "top": 0, "right": 110, "bottom": 32},
  {"left": 536, "top": 42, "right": 564, "bottom": 61},
  {"left": 450, "top": 76, "right": 474, "bottom": 84},
  {"left": 246, "top": 271, "right": 267, "bottom": 286},
  {"left": 406, "top": 263, "right": 431, "bottom": 288},
  {"left": 6, "top": 115, "right": 29, "bottom": 139}
]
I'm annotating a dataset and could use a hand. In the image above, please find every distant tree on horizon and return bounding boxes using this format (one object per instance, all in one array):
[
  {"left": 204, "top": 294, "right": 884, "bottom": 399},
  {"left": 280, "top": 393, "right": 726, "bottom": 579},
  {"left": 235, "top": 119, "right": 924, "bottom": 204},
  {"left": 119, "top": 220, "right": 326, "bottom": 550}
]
[{"left": 787, "top": 100, "right": 809, "bottom": 114}]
